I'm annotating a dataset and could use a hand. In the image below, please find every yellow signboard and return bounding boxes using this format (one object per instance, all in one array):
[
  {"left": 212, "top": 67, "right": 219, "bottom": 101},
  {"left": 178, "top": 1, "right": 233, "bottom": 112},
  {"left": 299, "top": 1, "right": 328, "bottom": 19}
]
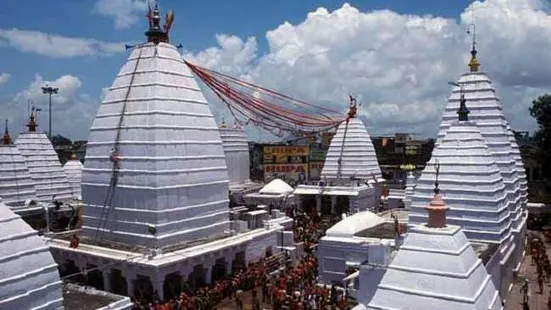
[
  {"left": 309, "top": 162, "right": 324, "bottom": 180},
  {"left": 263, "top": 146, "right": 309, "bottom": 164}
]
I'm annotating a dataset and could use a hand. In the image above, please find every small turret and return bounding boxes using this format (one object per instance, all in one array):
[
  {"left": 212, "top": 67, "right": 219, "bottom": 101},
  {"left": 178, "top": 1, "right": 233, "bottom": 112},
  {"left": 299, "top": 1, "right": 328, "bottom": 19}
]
[
  {"left": 145, "top": 1, "right": 175, "bottom": 44},
  {"left": 457, "top": 92, "right": 470, "bottom": 121},
  {"left": 26, "top": 108, "right": 38, "bottom": 132},
  {"left": 425, "top": 160, "right": 449, "bottom": 228},
  {"left": 2, "top": 119, "right": 11, "bottom": 145}
]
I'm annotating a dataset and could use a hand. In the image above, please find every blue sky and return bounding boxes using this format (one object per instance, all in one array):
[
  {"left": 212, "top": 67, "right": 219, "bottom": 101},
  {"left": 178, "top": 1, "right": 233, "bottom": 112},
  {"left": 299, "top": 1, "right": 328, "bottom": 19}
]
[
  {"left": 1, "top": 0, "right": 547, "bottom": 140},
  {"left": 0, "top": 0, "right": 473, "bottom": 97}
]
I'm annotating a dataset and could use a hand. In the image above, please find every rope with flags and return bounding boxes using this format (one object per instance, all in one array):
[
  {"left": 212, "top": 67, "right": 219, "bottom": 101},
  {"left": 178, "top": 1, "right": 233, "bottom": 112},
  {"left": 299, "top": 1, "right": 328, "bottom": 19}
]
[{"left": 183, "top": 60, "right": 347, "bottom": 137}]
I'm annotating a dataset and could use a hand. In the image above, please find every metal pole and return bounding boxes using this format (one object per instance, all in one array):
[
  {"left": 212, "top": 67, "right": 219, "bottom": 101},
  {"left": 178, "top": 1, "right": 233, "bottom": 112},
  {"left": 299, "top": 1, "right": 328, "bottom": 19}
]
[{"left": 49, "top": 93, "right": 52, "bottom": 138}]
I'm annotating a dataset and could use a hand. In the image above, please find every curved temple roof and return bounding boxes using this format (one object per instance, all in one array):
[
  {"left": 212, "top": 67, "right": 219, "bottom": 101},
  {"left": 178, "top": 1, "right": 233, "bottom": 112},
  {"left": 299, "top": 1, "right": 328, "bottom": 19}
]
[
  {"left": 219, "top": 122, "right": 250, "bottom": 186},
  {"left": 0, "top": 198, "right": 64, "bottom": 309},
  {"left": 82, "top": 42, "right": 230, "bottom": 248},
  {"left": 0, "top": 133, "right": 37, "bottom": 208},
  {"left": 437, "top": 71, "right": 523, "bottom": 230},
  {"left": 63, "top": 155, "right": 83, "bottom": 200},
  {"left": 321, "top": 117, "right": 382, "bottom": 181},
  {"left": 410, "top": 121, "right": 512, "bottom": 244},
  {"left": 15, "top": 131, "right": 72, "bottom": 203}
]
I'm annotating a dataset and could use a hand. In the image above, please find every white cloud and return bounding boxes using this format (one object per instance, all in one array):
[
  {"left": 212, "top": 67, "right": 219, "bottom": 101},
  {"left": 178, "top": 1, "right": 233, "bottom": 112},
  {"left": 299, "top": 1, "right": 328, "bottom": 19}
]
[
  {"left": 0, "top": 28, "right": 125, "bottom": 58},
  {"left": 7, "top": 74, "right": 100, "bottom": 140},
  {"left": 0, "top": 73, "right": 10, "bottom": 85},
  {"left": 94, "top": 0, "right": 148, "bottom": 29},
  {"left": 183, "top": 0, "right": 548, "bottom": 137}
]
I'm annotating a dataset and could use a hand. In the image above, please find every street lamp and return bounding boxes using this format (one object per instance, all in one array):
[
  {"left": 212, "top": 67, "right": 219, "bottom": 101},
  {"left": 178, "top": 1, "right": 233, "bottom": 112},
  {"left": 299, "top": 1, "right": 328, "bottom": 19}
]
[{"left": 41, "top": 84, "right": 58, "bottom": 139}]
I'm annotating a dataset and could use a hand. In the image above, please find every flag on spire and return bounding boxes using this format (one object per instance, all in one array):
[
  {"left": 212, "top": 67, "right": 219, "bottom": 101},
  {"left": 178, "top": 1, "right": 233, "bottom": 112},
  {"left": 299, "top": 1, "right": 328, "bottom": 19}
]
[{"left": 146, "top": 2, "right": 153, "bottom": 27}]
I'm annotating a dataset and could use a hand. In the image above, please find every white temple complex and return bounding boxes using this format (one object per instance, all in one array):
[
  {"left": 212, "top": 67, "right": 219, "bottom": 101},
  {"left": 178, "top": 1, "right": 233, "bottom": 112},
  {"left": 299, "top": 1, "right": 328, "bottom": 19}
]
[
  {"left": 408, "top": 46, "right": 527, "bottom": 297},
  {"left": 15, "top": 109, "right": 73, "bottom": 203},
  {"left": 62, "top": 153, "right": 83, "bottom": 200},
  {"left": 0, "top": 121, "right": 38, "bottom": 211},
  {"left": 0, "top": 197, "right": 64, "bottom": 309},
  {"left": 361, "top": 187, "right": 503, "bottom": 310},
  {"left": 48, "top": 5, "right": 291, "bottom": 302},
  {"left": 294, "top": 98, "right": 384, "bottom": 215}
]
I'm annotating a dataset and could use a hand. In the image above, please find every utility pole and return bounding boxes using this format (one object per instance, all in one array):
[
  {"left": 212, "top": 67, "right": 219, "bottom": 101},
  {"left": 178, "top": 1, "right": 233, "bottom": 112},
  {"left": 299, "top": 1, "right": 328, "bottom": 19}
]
[{"left": 41, "top": 84, "right": 58, "bottom": 139}]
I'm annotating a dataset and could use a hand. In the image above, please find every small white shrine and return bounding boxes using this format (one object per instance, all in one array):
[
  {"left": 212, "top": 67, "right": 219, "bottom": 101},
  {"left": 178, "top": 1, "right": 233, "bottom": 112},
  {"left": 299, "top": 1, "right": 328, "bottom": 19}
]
[
  {"left": 244, "top": 178, "right": 296, "bottom": 209},
  {"left": 63, "top": 153, "right": 83, "bottom": 200},
  {"left": 295, "top": 99, "right": 384, "bottom": 215},
  {"left": 361, "top": 189, "right": 503, "bottom": 310},
  {"left": 15, "top": 109, "right": 73, "bottom": 203}
]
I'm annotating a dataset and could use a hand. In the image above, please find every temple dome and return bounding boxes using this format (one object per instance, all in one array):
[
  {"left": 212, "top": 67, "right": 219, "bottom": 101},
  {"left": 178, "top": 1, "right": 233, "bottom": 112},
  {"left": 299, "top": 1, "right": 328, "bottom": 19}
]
[
  {"left": 321, "top": 117, "right": 381, "bottom": 180},
  {"left": 0, "top": 198, "right": 64, "bottom": 309},
  {"left": 82, "top": 42, "right": 230, "bottom": 248},
  {"left": 219, "top": 122, "right": 250, "bottom": 186},
  {"left": 0, "top": 136, "right": 38, "bottom": 209},
  {"left": 437, "top": 71, "right": 522, "bottom": 230},
  {"left": 15, "top": 127, "right": 72, "bottom": 203},
  {"left": 410, "top": 121, "right": 512, "bottom": 244},
  {"left": 63, "top": 155, "right": 83, "bottom": 200},
  {"left": 367, "top": 191, "right": 502, "bottom": 310},
  {"left": 259, "top": 178, "right": 293, "bottom": 195}
]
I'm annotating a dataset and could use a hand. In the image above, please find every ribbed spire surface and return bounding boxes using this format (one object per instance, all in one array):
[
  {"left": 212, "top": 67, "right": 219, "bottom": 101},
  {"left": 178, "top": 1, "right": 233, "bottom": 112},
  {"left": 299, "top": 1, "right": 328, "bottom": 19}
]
[
  {"left": 411, "top": 121, "right": 512, "bottom": 244},
  {"left": 82, "top": 42, "right": 230, "bottom": 248},
  {"left": 219, "top": 123, "right": 250, "bottom": 186},
  {"left": 63, "top": 156, "right": 83, "bottom": 200},
  {"left": 0, "top": 143, "right": 37, "bottom": 208},
  {"left": 437, "top": 72, "right": 522, "bottom": 231},
  {"left": 0, "top": 198, "right": 64, "bottom": 309},
  {"left": 321, "top": 118, "right": 381, "bottom": 180},
  {"left": 15, "top": 133, "right": 72, "bottom": 202}
]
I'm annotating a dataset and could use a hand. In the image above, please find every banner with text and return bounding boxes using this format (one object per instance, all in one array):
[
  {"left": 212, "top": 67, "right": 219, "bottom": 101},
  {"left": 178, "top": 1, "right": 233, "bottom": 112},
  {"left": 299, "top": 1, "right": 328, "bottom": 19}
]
[
  {"left": 309, "top": 162, "right": 324, "bottom": 180},
  {"left": 263, "top": 146, "right": 310, "bottom": 164},
  {"left": 264, "top": 164, "right": 308, "bottom": 186}
]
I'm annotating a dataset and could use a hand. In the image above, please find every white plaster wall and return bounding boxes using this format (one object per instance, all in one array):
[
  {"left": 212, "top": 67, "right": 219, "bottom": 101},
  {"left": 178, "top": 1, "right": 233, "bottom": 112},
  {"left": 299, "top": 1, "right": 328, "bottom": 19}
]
[
  {"left": 245, "top": 229, "right": 281, "bottom": 263},
  {"left": 219, "top": 127, "right": 250, "bottom": 185},
  {"left": 0, "top": 144, "right": 38, "bottom": 208}
]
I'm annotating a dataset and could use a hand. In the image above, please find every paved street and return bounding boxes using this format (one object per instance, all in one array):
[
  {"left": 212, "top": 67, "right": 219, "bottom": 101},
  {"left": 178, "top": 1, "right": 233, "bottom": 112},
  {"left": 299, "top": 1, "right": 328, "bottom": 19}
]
[{"left": 505, "top": 246, "right": 551, "bottom": 310}]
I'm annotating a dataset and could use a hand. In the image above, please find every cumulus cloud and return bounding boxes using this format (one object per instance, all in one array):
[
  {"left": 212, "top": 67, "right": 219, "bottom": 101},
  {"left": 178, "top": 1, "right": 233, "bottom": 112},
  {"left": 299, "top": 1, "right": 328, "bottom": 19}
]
[
  {"left": 7, "top": 74, "right": 100, "bottom": 140},
  {"left": 0, "top": 73, "right": 10, "bottom": 85},
  {"left": 0, "top": 28, "right": 125, "bottom": 58},
  {"left": 94, "top": 0, "right": 149, "bottom": 29},
  {"left": 183, "top": 0, "right": 548, "bottom": 137}
]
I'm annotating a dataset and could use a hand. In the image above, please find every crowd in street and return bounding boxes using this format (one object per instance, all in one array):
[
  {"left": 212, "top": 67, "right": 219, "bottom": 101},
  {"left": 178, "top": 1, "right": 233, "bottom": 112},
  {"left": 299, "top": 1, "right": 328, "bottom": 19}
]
[
  {"left": 520, "top": 233, "right": 551, "bottom": 310},
  {"left": 130, "top": 210, "right": 348, "bottom": 310}
]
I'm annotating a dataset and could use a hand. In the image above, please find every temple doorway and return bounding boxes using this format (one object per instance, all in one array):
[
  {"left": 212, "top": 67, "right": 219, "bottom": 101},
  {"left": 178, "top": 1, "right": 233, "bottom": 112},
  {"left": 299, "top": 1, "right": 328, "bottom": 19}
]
[
  {"left": 232, "top": 251, "right": 246, "bottom": 273},
  {"left": 335, "top": 196, "right": 350, "bottom": 215},
  {"left": 61, "top": 260, "right": 84, "bottom": 284},
  {"left": 163, "top": 272, "right": 183, "bottom": 300},
  {"left": 321, "top": 195, "right": 332, "bottom": 215},
  {"left": 134, "top": 275, "right": 154, "bottom": 301},
  {"left": 109, "top": 269, "right": 127, "bottom": 296},
  {"left": 187, "top": 265, "right": 206, "bottom": 291},
  {"left": 300, "top": 195, "right": 316, "bottom": 214},
  {"left": 85, "top": 264, "right": 104, "bottom": 290},
  {"left": 211, "top": 258, "right": 228, "bottom": 283}
]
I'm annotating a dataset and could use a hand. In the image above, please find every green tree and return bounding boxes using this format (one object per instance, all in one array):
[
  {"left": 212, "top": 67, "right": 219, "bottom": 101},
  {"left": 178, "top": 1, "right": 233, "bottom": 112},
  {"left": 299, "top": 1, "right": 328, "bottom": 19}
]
[{"left": 529, "top": 94, "right": 551, "bottom": 188}]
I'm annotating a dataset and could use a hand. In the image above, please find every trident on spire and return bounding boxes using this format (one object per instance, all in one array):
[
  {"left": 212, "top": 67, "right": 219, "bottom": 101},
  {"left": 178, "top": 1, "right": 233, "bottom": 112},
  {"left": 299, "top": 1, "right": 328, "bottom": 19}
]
[
  {"left": 434, "top": 159, "right": 441, "bottom": 195},
  {"left": 467, "top": 23, "right": 480, "bottom": 72}
]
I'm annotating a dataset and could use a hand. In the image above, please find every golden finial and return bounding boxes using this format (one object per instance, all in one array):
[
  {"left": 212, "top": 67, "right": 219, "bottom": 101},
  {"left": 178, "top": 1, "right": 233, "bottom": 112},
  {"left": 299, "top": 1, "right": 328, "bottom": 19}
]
[
  {"left": 27, "top": 106, "right": 38, "bottom": 132},
  {"left": 467, "top": 23, "right": 479, "bottom": 72}
]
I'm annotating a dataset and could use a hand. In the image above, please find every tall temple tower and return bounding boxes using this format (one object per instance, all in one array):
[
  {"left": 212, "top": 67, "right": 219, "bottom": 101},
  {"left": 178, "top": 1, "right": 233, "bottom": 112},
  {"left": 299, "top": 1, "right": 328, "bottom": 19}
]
[
  {"left": 15, "top": 109, "right": 72, "bottom": 202},
  {"left": 435, "top": 39, "right": 526, "bottom": 232},
  {"left": 81, "top": 4, "right": 230, "bottom": 249},
  {"left": 0, "top": 120, "right": 38, "bottom": 209}
]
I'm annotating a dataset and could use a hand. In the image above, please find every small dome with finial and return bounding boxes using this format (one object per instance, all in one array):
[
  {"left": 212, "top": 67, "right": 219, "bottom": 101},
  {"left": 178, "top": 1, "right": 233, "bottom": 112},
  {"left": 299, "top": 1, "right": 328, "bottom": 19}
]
[
  {"left": 424, "top": 160, "right": 449, "bottom": 229},
  {"left": 456, "top": 91, "right": 470, "bottom": 121},
  {"left": 145, "top": 1, "right": 175, "bottom": 44},
  {"left": 26, "top": 107, "right": 38, "bottom": 132}
]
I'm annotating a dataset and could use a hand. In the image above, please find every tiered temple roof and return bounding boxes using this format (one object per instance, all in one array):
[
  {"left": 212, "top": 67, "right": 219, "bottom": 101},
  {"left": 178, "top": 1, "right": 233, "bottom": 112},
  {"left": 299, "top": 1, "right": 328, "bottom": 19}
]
[
  {"left": 436, "top": 50, "right": 524, "bottom": 231},
  {"left": 367, "top": 190, "right": 502, "bottom": 310},
  {"left": 409, "top": 117, "right": 512, "bottom": 244},
  {"left": 0, "top": 198, "right": 64, "bottom": 309},
  {"left": 0, "top": 121, "right": 37, "bottom": 208},
  {"left": 219, "top": 120, "right": 250, "bottom": 186},
  {"left": 81, "top": 14, "right": 230, "bottom": 248},
  {"left": 321, "top": 114, "right": 381, "bottom": 181},
  {"left": 63, "top": 154, "right": 83, "bottom": 200},
  {"left": 506, "top": 125, "right": 528, "bottom": 209},
  {"left": 15, "top": 111, "right": 72, "bottom": 202},
  {"left": 403, "top": 171, "right": 416, "bottom": 209}
]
